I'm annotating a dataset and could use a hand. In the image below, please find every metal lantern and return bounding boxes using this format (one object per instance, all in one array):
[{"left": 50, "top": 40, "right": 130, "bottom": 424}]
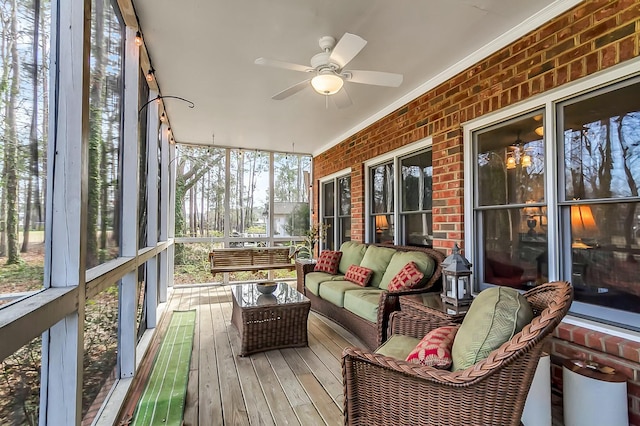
[{"left": 441, "top": 243, "right": 474, "bottom": 306}]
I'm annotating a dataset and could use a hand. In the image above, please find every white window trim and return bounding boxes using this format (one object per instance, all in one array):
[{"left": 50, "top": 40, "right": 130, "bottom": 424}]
[
  {"left": 364, "top": 137, "right": 433, "bottom": 242},
  {"left": 319, "top": 168, "right": 352, "bottom": 250},
  {"left": 463, "top": 57, "right": 640, "bottom": 337}
]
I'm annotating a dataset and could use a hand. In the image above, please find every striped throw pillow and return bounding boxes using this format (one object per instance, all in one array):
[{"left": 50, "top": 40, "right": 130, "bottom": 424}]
[
  {"left": 344, "top": 265, "right": 373, "bottom": 287},
  {"left": 387, "top": 261, "right": 425, "bottom": 291},
  {"left": 314, "top": 250, "right": 343, "bottom": 274}
]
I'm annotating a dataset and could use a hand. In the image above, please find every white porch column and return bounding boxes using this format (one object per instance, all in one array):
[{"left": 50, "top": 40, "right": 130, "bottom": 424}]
[
  {"left": 145, "top": 92, "right": 160, "bottom": 328},
  {"left": 118, "top": 26, "right": 140, "bottom": 379},
  {"left": 167, "top": 143, "right": 176, "bottom": 288},
  {"left": 41, "top": 0, "right": 91, "bottom": 423},
  {"left": 159, "top": 122, "right": 170, "bottom": 302}
]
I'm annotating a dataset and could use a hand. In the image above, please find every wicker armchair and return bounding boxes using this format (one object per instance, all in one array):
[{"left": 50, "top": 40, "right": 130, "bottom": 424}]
[{"left": 342, "top": 281, "right": 573, "bottom": 426}]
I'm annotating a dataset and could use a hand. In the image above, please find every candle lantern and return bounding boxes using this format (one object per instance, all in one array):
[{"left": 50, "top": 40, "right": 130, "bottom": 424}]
[{"left": 441, "top": 243, "right": 474, "bottom": 306}]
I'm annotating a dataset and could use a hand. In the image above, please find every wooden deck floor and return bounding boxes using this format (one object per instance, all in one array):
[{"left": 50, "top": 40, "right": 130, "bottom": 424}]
[{"left": 164, "top": 283, "right": 363, "bottom": 426}]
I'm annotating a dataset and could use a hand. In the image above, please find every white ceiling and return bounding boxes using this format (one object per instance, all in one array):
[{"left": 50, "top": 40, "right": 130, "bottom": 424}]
[{"left": 133, "top": 0, "right": 577, "bottom": 156}]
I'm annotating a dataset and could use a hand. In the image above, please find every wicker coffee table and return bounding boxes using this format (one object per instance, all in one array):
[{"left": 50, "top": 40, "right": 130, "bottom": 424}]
[{"left": 230, "top": 283, "right": 311, "bottom": 356}]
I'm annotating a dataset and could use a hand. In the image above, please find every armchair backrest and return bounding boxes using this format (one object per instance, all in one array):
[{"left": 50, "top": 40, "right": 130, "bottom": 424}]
[{"left": 445, "top": 280, "right": 573, "bottom": 384}]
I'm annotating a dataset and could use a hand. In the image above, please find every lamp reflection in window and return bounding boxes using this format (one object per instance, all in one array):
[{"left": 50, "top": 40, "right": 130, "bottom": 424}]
[
  {"left": 375, "top": 215, "right": 389, "bottom": 234},
  {"left": 524, "top": 203, "right": 547, "bottom": 236},
  {"left": 571, "top": 204, "right": 598, "bottom": 249}
]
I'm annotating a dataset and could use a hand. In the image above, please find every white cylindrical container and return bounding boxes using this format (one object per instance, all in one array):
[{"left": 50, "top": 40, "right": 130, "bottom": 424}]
[
  {"left": 522, "top": 353, "right": 551, "bottom": 426},
  {"left": 563, "top": 359, "right": 628, "bottom": 426}
]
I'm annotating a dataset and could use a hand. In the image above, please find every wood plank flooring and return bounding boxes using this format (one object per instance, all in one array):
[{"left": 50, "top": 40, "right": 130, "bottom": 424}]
[{"left": 162, "top": 283, "right": 364, "bottom": 426}]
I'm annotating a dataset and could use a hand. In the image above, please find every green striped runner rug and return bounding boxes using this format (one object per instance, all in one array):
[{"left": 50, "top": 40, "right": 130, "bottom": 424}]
[{"left": 132, "top": 310, "right": 196, "bottom": 426}]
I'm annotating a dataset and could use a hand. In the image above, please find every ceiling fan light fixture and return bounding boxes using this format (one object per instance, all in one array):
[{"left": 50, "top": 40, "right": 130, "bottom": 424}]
[{"left": 311, "top": 73, "right": 343, "bottom": 95}]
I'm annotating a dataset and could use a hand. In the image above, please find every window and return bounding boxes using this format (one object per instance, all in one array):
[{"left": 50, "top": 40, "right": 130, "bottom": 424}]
[
  {"left": 320, "top": 173, "right": 351, "bottom": 250},
  {"left": 370, "top": 162, "right": 395, "bottom": 243},
  {"left": 273, "top": 153, "right": 310, "bottom": 241},
  {"left": 557, "top": 78, "right": 640, "bottom": 319},
  {"left": 474, "top": 111, "right": 546, "bottom": 289},
  {"left": 0, "top": 0, "right": 50, "bottom": 307},
  {"left": 400, "top": 150, "right": 433, "bottom": 247},
  {"left": 367, "top": 145, "right": 433, "bottom": 245},
  {"left": 88, "top": 0, "right": 123, "bottom": 268},
  {"left": 469, "top": 74, "right": 640, "bottom": 330}
]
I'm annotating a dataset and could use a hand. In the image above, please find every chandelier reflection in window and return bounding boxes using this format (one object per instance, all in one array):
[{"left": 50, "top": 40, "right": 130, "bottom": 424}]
[{"left": 505, "top": 132, "right": 532, "bottom": 170}]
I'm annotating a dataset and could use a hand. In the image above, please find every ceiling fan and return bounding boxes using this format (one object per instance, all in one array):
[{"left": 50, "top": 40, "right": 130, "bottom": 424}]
[{"left": 255, "top": 33, "right": 403, "bottom": 108}]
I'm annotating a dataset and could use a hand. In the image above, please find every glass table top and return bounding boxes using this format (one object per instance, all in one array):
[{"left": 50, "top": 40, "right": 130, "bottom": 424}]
[{"left": 231, "top": 283, "right": 309, "bottom": 308}]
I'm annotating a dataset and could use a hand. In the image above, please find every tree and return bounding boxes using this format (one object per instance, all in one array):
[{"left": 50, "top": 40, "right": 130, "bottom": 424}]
[
  {"left": 4, "top": 0, "right": 21, "bottom": 264},
  {"left": 174, "top": 147, "right": 222, "bottom": 236},
  {"left": 21, "top": 0, "right": 41, "bottom": 253},
  {"left": 284, "top": 203, "right": 310, "bottom": 237}
]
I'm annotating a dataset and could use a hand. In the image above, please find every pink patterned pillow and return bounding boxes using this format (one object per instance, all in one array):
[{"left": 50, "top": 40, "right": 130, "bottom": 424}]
[
  {"left": 314, "top": 250, "right": 343, "bottom": 274},
  {"left": 405, "top": 325, "right": 459, "bottom": 369},
  {"left": 344, "top": 265, "right": 373, "bottom": 287},
  {"left": 387, "top": 262, "right": 425, "bottom": 291}
]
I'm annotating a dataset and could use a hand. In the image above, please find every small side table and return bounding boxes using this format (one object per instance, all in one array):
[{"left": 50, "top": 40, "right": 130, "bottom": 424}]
[
  {"left": 399, "top": 292, "right": 468, "bottom": 326},
  {"left": 295, "top": 259, "right": 316, "bottom": 294},
  {"left": 562, "top": 359, "right": 628, "bottom": 426}
]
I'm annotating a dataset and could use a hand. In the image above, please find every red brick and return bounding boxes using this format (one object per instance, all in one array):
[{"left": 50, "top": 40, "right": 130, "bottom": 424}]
[
  {"left": 630, "top": 381, "right": 640, "bottom": 399},
  {"left": 619, "top": 35, "right": 636, "bottom": 62},
  {"left": 572, "top": 327, "right": 590, "bottom": 347},
  {"left": 555, "top": 324, "right": 575, "bottom": 341},
  {"left": 622, "top": 341, "right": 640, "bottom": 363},
  {"left": 603, "top": 335, "right": 627, "bottom": 357},
  {"left": 601, "top": 44, "right": 618, "bottom": 67}
]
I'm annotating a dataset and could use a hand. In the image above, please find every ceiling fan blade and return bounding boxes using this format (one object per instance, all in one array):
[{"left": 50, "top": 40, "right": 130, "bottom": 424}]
[
  {"left": 329, "top": 33, "right": 367, "bottom": 69},
  {"left": 272, "top": 79, "right": 310, "bottom": 100},
  {"left": 255, "top": 57, "right": 312, "bottom": 73},
  {"left": 332, "top": 87, "right": 352, "bottom": 109},
  {"left": 345, "top": 70, "right": 403, "bottom": 87}
]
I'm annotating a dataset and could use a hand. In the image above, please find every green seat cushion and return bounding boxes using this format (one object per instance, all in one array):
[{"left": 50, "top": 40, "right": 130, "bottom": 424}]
[
  {"left": 379, "top": 251, "right": 436, "bottom": 290},
  {"left": 359, "top": 245, "right": 397, "bottom": 288},
  {"left": 338, "top": 241, "right": 368, "bottom": 275},
  {"left": 318, "top": 280, "right": 363, "bottom": 307},
  {"left": 451, "top": 286, "right": 534, "bottom": 371},
  {"left": 375, "top": 334, "right": 421, "bottom": 359},
  {"left": 343, "top": 289, "right": 384, "bottom": 323},
  {"left": 305, "top": 272, "right": 343, "bottom": 296}
]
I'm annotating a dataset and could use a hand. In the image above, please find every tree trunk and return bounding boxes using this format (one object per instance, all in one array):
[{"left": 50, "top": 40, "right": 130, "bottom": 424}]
[
  {"left": 0, "top": 28, "right": 9, "bottom": 257},
  {"left": 37, "top": 6, "right": 48, "bottom": 232},
  {"left": 87, "top": 0, "right": 106, "bottom": 267},
  {"left": 5, "top": 0, "right": 21, "bottom": 264},
  {"left": 22, "top": 0, "right": 41, "bottom": 253}
]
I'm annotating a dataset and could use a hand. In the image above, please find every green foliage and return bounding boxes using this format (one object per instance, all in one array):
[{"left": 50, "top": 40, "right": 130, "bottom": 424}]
[
  {"left": 246, "top": 225, "right": 266, "bottom": 234},
  {"left": 0, "top": 261, "right": 42, "bottom": 290},
  {"left": 284, "top": 203, "right": 310, "bottom": 236}
]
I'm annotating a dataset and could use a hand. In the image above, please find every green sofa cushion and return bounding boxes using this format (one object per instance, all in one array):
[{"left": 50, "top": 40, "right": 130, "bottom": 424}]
[
  {"left": 375, "top": 334, "right": 421, "bottom": 359},
  {"left": 338, "top": 241, "right": 368, "bottom": 275},
  {"left": 318, "top": 280, "right": 364, "bottom": 307},
  {"left": 359, "top": 245, "right": 397, "bottom": 288},
  {"left": 451, "top": 286, "right": 534, "bottom": 371},
  {"left": 343, "top": 289, "right": 384, "bottom": 323},
  {"left": 305, "top": 272, "right": 343, "bottom": 296},
  {"left": 379, "top": 251, "right": 436, "bottom": 290}
]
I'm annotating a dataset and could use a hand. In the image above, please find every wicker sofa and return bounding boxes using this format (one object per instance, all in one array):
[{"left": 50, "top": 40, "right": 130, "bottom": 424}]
[{"left": 298, "top": 242, "right": 444, "bottom": 350}]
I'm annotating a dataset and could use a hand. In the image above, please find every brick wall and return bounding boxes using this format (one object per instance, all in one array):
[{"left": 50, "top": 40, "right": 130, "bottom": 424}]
[{"left": 313, "top": 1, "right": 640, "bottom": 423}]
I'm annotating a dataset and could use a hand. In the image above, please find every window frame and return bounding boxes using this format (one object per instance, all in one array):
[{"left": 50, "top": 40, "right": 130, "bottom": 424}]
[
  {"left": 319, "top": 168, "right": 351, "bottom": 251},
  {"left": 364, "top": 138, "right": 433, "bottom": 244}
]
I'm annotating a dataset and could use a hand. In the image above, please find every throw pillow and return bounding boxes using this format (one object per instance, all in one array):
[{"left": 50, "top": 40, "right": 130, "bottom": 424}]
[
  {"left": 344, "top": 265, "right": 374, "bottom": 287},
  {"left": 387, "top": 262, "right": 425, "bottom": 291},
  {"left": 451, "top": 286, "right": 534, "bottom": 371},
  {"left": 406, "top": 325, "right": 459, "bottom": 369},
  {"left": 314, "top": 250, "right": 343, "bottom": 274}
]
